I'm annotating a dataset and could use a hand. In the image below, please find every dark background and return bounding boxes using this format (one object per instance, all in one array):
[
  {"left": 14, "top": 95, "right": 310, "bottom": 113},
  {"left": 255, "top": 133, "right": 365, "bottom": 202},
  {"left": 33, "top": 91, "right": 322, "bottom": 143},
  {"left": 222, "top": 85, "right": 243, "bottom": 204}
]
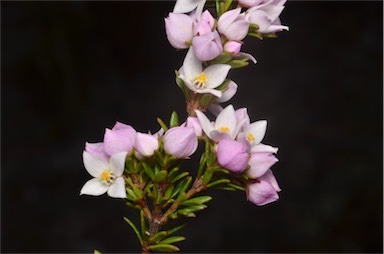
[{"left": 1, "top": 1, "right": 383, "bottom": 253}]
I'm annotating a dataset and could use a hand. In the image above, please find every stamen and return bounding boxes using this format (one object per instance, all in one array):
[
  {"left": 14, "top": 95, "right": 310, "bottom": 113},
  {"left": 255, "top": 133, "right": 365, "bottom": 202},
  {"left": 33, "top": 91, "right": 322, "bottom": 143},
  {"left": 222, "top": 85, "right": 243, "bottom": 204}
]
[
  {"left": 219, "top": 127, "right": 230, "bottom": 133},
  {"left": 247, "top": 133, "right": 255, "bottom": 143},
  {"left": 193, "top": 73, "right": 207, "bottom": 89},
  {"left": 100, "top": 170, "right": 114, "bottom": 184}
]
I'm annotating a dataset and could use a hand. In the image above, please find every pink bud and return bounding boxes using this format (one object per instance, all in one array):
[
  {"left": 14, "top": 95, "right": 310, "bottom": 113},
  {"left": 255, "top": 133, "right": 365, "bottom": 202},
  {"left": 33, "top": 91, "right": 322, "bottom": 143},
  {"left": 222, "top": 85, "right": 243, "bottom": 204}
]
[
  {"left": 224, "top": 41, "right": 242, "bottom": 55},
  {"left": 85, "top": 142, "right": 108, "bottom": 160},
  {"left": 186, "top": 117, "right": 203, "bottom": 137},
  {"left": 216, "top": 139, "right": 249, "bottom": 173},
  {"left": 164, "top": 126, "right": 198, "bottom": 158},
  {"left": 103, "top": 122, "right": 136, "bottom": 156},
  {"left": 192, "top": 30, "right": 223, "bottom": 61},
  {"left": 165, "top": 13, "right": 194, "bottom": 49},
  {"left": 247, "top": 152, "right": 278, "bottom": 178},
  {"left": 135, "top": 133, "right": 159, "bottom": 158},
  {"left": 247, "top": 170, "right": 280, "bottom": 206}
]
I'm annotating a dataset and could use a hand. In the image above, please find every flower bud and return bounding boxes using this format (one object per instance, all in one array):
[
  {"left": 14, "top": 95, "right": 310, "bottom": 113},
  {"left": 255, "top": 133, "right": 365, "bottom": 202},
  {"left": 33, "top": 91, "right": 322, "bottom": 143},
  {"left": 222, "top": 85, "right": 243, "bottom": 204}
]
[
  {"left": 216, "top": 138, "right": 249, "bottom": 173},
  {"left": 218, "top": 8, "right": 249, "bottom": 41},
  {"left": 103, "top": 122, "right": 136, "bottom": 156},
  {"left": 192, "top": 30, "right": 223, "bottom": 61},
  {"left": 165, "top": 13, "right": 194, "bottom": 49},
  {"left": 247, "top": 152, "right": 278, "bottom": 178},
  {"left": 135, "top": 133, "right": 159, "bottom": 158},
  {"left": 224, "top": 41, "right": 242, "bottom": 55},
  {"left": 85, "top": 142, "right": 108, "bottom": 160},
  {"left": 164, "top": 126, "right": 198, "bottom": 158},
  {"left": 247, "top": 170, "right": 280, "bottom": 206},
  {"left": 185, "top": 117, "right": 203, "bottom": 137}
]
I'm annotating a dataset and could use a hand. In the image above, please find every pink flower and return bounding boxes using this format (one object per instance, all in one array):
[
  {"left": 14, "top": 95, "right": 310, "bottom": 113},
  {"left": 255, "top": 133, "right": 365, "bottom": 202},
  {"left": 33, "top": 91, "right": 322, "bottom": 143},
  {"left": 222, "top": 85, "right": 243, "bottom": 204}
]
[
  {"left": 246, "top": 0, "right": 289, "bottom": 34},
  {"left": 238, "top": 0, "right": 265, "bottom": 8},
  {"left": 192, "top": 30, "right": 223, "bottom": 61},
  {"left": 135, "top": 133, "right": 159, "bottom": 158},
  {"left": 163, "top": 126, "right": 198, "bottom": 158},
  {"left": 193, "top": 10, "right": 216, "bottom": 36},
  {"left": 103, "top": 122, "right": 136, "bottom": 156},
  {"left": 247, "top": 170, "right": 281, "bottom": 206},
  {"left": 165, "top": 13, "right": 194, "bottom": 49},
  {"left": 218, "top": 8, "right": 250, "bottom": 41},
  {"left": 182, "top": 117, "right": 203, "bottom": 137},
  {"left": 216, "top": 138, "right": 250, "bottom": 173},
  {"left": 85, "top": 142, "right": 108, "bottom": 160},
  {"left": 247, "top": 152, "right": 278, "bottom": 178}
]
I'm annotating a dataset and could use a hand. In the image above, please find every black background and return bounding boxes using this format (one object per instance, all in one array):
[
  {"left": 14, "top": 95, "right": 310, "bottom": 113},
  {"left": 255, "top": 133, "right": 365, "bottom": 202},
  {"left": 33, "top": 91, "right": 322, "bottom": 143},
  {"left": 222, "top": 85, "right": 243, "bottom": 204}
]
[{"left": 1, "top": 1, "right": 383, "bottom": 253}]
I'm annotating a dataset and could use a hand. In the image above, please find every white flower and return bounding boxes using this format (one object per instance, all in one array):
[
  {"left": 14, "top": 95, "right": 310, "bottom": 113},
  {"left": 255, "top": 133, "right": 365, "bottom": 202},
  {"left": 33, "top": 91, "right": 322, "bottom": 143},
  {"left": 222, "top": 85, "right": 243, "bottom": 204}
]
[
  {"left": 195, "top": 104, "right": 245, "bottom": 142},
  {"left": 173, "top": 0, "right": 207, "bottom": 20},
  {"left": 180, "top": 47, "right": 231, "bottom": 98},
  {"left": 80, "top": 151, "right": 127, "bottom": 198}
]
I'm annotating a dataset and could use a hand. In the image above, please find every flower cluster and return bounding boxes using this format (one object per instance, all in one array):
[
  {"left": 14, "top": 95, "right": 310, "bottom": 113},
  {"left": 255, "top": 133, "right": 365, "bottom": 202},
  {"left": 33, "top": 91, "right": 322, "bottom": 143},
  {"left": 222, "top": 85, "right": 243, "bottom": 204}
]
[{"left": 81, "top": 0, "right": 288, "bottom": 252}]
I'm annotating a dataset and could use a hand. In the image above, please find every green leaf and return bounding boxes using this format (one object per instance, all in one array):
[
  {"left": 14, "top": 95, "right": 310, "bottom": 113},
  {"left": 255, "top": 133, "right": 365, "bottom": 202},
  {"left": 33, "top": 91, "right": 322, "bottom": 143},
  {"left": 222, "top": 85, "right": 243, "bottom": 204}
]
[
  {"left": 126, "top": 188, "right": 137, "bottom": 201},
  {"left": 248, "top": 31, "right": 263, "bottom": 40},
  {"left": 171, "top": 180, "right": 186, "bottom": 199},
  {"left": 123, "top": 217, "right": 143, "bottom": 246},
  {"left": 207, "top": 52, "right": 232, "bottom": 65},
  {"left": 201, "top": 169, "right": 214, "bottom": 185},
  {"left": 160, "top": 236, "right": 186, "bottom": 244},
  {"left": 197, "top": 153, "right": 207, "bottom": 177},
  {"left": 167, "top": 224, "right": 186, "bottom": 235},
  {"left": 132, "top": 186, "right": 142, "bottom": 199},
  {"left": 140, "top": 210, "right": 146, "bottom": 238},
  {"left": 149, "top": 231, "right": 168, "bottom": 243},
  {"left": 94, "top": 250, "right": 102, "bottom": 254},
  {"left": 168, "top": 167, "right": 180, "bottom": 180},
  {"left": 164, "top": 184, "right": 175, "bottom": 199},
  {"left": 142, "top": 162, "right": 155, "bottom": 179},
  {"left": 176, "top": 76, "right": 191, "bottom": 101},
  {"left": 169, "top": 111, "right": 179, "bottom": 128},
  {"left": 154, "top": 170, "right": 168, "bottom": 182},
  {"left": 171, "top": 171, "right": 189, "bottom": 183},
  {"left": 148, "top": 244, "right": 180, "bottom": 252},
  {"left": 228, "top": 60, "right": 249, "bottom": 69},
  {"left": 179, "top": 176, "right": 192, "bottom": 196},
  {"left": 178, "top": 204, "right": 207, "bottom": 214},
  {"left": 262, "top": 32, "right": 278, "bottom": 38},
  {"left": 227, "top": 182, "right": 245, "bottom": 191},
  {"left": 181, "top": 196, "right": 212, "bottom": 206},
  {"left": 156, "top": 117, "right": 168, "bottom": 132},
  {"left": 206, "top": 179, "right": 231, "bottom": 188}
]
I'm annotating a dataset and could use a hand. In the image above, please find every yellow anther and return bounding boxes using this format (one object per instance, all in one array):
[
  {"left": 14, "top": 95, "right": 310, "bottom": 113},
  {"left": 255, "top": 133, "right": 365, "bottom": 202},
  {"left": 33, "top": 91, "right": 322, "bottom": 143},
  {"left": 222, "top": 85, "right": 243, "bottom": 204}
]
[
  {"left": 194, "top": 73, "right": 208, "bottom": 89},
  {"left": 219, "top": 127, "right": 230, "bottom": 133},
  {"left": 247, "top": 133, "right": 255, "bottom": 143},
  {"left": 100, "top": 171, "right": 112, "bottom": 182}
]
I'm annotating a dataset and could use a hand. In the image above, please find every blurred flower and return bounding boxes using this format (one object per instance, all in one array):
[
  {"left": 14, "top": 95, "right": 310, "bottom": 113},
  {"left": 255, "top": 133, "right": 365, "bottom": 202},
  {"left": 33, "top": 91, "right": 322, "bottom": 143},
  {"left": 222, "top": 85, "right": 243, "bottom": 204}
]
[
  {"left": 81, "top": 151, "right": 127, "bottom": 198},
  {"left": 135, "top": 133, "right": 159, "bottom": 158},
  {"left": 165, "top": 13, "right": 194, "bottom": 49},
  {"left": 247, "top": 170, "right": 281, "bottom": 205},
  {"left": 217, "top": 138, "right": 249, "bottom": 173},
  {"left": 247, "top": 152, "right": 278, "bottom": 178},
  {"left": 192, "top": 30, "right": 223, "bottom": 61},
  {"left": 218, "top": 8, "right": 249, "bottom": 41},
  {"left": 246, "top": 0, "right": 289, "bottom": 33},
  {"left": 180, "top": 47, "right": 230, "bottom": 97},
  {"left": 173, "top": 0, "right": 207, "bottom": 20},
  {"left": 164, "top": 126, "right": 198, "bottom": 158}
]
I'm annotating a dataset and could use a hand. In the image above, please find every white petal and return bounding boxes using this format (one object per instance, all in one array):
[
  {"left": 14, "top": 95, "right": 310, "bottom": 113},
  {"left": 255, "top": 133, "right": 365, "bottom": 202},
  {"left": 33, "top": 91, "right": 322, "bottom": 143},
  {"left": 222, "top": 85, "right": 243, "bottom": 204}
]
[
  {"left": 217, "top": 80, "right": 238, "bottom": 103},
  {"left": 204, "top": 64, "right": 231, "bottom": 89},
  {"left": 107, "top": 177, "right": 126, "bottom": 198},
  {"left": 208, "top": 104, "right": 224, "bottom": 116},
  {"left": 183, "top": 47, "right": 202, "bottom": 82},
  {"left": 109, "top": 152, "right": 128, "bottom": 177},
  {"left": 251, "top": 143, "right": 279, "bottom": 153},
  {"left": 173, "top": 0, "right": 200, "bottom": 13},
  {"left": 246, "top": 120, "right": 267, "bottom": 145},
  {"left": 195, "top": 110, "right": 215, "bottom": 139},
  {"left": 195, "top": 0, "right": 206, "bottom": 21},
  {"left": 196, "top": 88, "right": 222, "bottom": 98},
  {"left": 215, "top": 105, "right": 237, "bottom": 138},
  {"left": 80, "top": 178, "right": 108, "bottom": 196},
  {"left": 83, "top": 151, "right": 108, "bottom": 178},
  {"left": 237, "top": 52, "right": 257, "bottom": 64}
]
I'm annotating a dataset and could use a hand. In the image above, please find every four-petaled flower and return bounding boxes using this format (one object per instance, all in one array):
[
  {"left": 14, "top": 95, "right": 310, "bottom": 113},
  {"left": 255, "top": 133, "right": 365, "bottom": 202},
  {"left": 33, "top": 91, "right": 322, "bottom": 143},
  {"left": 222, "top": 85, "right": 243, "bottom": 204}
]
[{"left": 80, "top": 151, "right": 127, "bottom": 198}]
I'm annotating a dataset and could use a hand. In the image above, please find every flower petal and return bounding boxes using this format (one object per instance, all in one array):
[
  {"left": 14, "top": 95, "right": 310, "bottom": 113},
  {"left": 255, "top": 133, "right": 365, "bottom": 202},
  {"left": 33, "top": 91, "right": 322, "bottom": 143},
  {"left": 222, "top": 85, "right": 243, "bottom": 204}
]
[
  {"left": 251, "top": 143, "right": 278, "bottom": 153},
  {"left": 246, "top": 120, "right": 267, "bottom": 145},
  {"left": 195, "top": 110, "right": 215, "bottom": 139},
  {"left": 204, "top": 64, "right": 231, "bottom": 89},
  {"left": 196, "top": 87, "right": 222, "bottom": 98},
  {"left": 217, "top": 80, "right": 238, "bottom": 103},
  {"left": 107, "top": 177, "right": 126, "bottom": 198},
  {"left": 83, "top": 151, "right": 108, "bottom": 177},
  {"left": 80, "top": 178, "right": 108, "bottom": 196},
  {"left": 248, "top": 153, "right": 278, "bottom": 178},
  {"left": 85, "top": 142, "right": 108, "bottom": 160},
  {"left": 173, "top": 0, "right": 201, "bottom": 13},
  {"left": 218, "top": 8, "right": 241, "bottom": 32},
  {"left": 247, "top": 180, "right": 279, "bottom": 206},
  {"left": 260, "top": 169, "right": 281, "bottom": 192},
  {"left": 215, "top": 104, "right": 237, "bottom": 138},
  {"left": 109, "top": 152, "right": 128, "bottom": 177},
  {"left": 183, "top": 47, "right": 202, "bottom": 83}
]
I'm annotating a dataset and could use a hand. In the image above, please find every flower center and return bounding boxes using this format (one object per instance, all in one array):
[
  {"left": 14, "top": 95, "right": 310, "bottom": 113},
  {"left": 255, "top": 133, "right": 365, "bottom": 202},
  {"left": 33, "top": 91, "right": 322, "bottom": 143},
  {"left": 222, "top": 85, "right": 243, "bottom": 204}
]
[
  {"left": 100, "top": 170, "right": 114, "bottom": 184},
  {"left": 247, "top": 133, "right": 255, "bottom": 143},
  {"left": 219, "top": 127, "right": 230, "bottom": 133},
  {"left": 193, "top": 73, "right": 207, "bottom": 89}
]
